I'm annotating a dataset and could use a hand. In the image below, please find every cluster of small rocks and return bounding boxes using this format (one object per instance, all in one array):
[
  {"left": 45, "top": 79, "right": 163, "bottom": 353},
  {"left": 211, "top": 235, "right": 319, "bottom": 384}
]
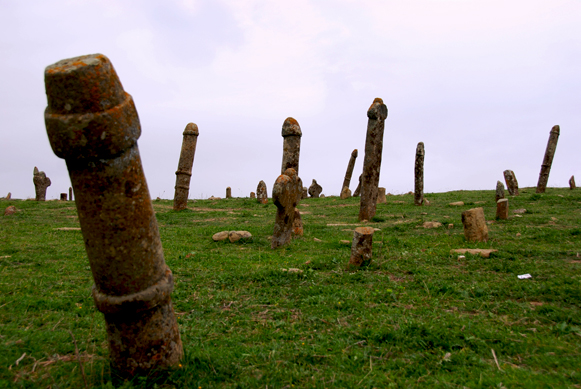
[{"left": 212, "top": 230, "right": 253, "bottom": 243}]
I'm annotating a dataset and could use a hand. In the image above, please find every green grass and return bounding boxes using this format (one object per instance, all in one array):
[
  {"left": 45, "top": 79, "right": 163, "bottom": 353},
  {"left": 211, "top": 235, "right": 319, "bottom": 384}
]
[{"left": 1, "top": 188, "right": 580, "bottom": 388}]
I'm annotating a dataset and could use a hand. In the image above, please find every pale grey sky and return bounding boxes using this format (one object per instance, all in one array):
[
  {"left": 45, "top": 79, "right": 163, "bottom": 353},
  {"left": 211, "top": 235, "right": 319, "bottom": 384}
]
[{"left": 1, "top": 0, "right": 579, "bottom": 199}]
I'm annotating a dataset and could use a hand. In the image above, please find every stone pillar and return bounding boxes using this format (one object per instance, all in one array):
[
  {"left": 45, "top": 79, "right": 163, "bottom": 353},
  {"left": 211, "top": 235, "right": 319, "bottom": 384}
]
[
  {"left": 341, "top": 149, "right": 358, "bottom": 195},
  {"left": 280, "top": 117, "right": 302, "bottom": 233},
  {"left": 271, "top": 168, "right": 301, "bottom": 249},
  {"left": 359, "top": 98, "right": 388, "bottom": 221},
  {"left": 33, "top": 167, "right": 51, "bottom": 201},
  {"left": 496, "top": 198, "right": 509, "bottom": 220},
  {"left": 308, "top": 179, "right": 322, "bottom": 198},
  {"left": 69, "top": 187, "right": 73, "bottom": 202},
  {"left": 5, "top": 193, "right": 11, "bottom": 200},
  {"left": 495, "top": 181, "right": 505, "bottom": 203},
  {"left": 461, "top": 207, "right": 488, "bottom": 242},
  {"left": 414, "top": 142, "right": 424, "bottom": 206},
  {"left": 536, "top": 125, "right": 560, "bottom": 194},
  {"left": 352, "top": 174, "right": 362, "bottom": 197},
  {"left": 570, "top": 176, "right": 576, "bottom": 190},
  {"left": 503, "top": 170, "right": 519, "bottom": 196},
  {"left": 60, "top": 193, "right": 67, "bottom": 201},
  {"left": 173, "top": 123, "right": 199, "bottom": 211},
  {"left": 257, "top": 180, "right": 268, "bottom": 204},
  {"left": 250, "top": 192, "right": 256, "bottom": 199},
  {"left": 348, "top": 227, "right": 374, "bottom": 267},
  {"left": 226, "top": 187, "right": 232, "bottom": 199},
  {"left": 43, "top": 54, "right": 182, "bottom": 377},
  {"left": 377, "top": 187, "right": 387, "bottom": 204},
  {"left": 302, "top": 187, "right": 308, "bottom": 199},
  {"left": 340, "top": 187, "right": 352, "bottom": 199}
]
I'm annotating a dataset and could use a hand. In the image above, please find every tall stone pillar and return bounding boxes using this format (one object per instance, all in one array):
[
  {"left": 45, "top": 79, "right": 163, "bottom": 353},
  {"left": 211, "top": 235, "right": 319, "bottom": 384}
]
[
  {"left": 536, "top": 125, "right": 560, "bottom": 193},
  {"left": 503, "top": 170, "right": 519, "bottom": 196},
  {"left": 341, "top": 149, "right": 358, "bottom": 195},
  {"left": 271, "top": 168, "right": 301, "bottom": 249},
  {"left": 495, "top": 181, "right": 505, "bottom": 203},
  {"left": 33, "top": 167, "right": 51, "bottom": 201},
  {"left": 173, "top": 123, "right": 199, "bottom": 211},
  {"left": 353, "top": 174, "right": 362, "bottom": 197},
  {"left": 281, "top": 117, "right": 303, "bottom": 235},
  {"left": 414, "top": 142, "right": 424, "bottom": 206},
  {"left": 359, "top": 98, "right": 388, "bottom": 221},
  {"left": 69, "top": 187, "right": 73, "bottom": 202},
  {"left": 44, "top": 54, "right": 182, "bottom": 377}
]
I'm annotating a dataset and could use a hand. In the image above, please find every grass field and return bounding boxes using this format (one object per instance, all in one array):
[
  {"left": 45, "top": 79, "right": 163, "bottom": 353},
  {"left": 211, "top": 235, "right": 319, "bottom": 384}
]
[{"left": 1, "top": 187, "right": 580, "bottom": 388}]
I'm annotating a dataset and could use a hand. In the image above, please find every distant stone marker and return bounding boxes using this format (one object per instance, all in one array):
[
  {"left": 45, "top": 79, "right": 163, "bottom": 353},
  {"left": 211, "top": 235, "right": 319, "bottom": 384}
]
[
  {"left": 377, "top": 187, "right": 387, "bottom": 204},
  {"left": 503, "top": 170, "right": 519, "bottom": 196},
  {"left": 414, "top": 142, "right": 425, "bottom": 206},
  {"left": 348, "top": 227, "right": 374, "bottom": 267},
  {"left": 340, "top": 186, "right": 352, "bottom": 199},
  {"left": 495, "top": 181, "right": 505, "bottom": 203},
  {"left": 250, "top": 192, "right": 256, "bottom": 199},
  {"left": 60, "top": 193, "right": 67, "bottom": 201},
  {"left": 308, "top": 179, "right": 322, "bottom": 198},
  {"left": 302, "top": 187, "right": 308, "bottom": 199},
  {"left": 43, "top": 53, "right": 182, "bottom": 376},
  {"left": 352, "top": 174, "right": 362, "bottom": 197},
  {"left": 341, "top": 149, "right": 358, "bottom": 196},
  {"left": 69, "top": 187, "right": 73, "bottom": 202},
  {"left": 359, "top": 98, "right": 388, "bottom": 221},
  {"left": 496, "top": 198, "right": 509, "bottom": 220},
  {"left": 33, "top": 167, "right": 51, "bottom": 201},
  {"left": 257, "top": 180, "right": 268, "bottom": 204},
  {"left": 272, "top": 168, "right": 301, "bottom": 249},
  {"left": 226, "top": 187, "right": 232, "bottom": 199},
  {"left": 173, "top": 123, "right": 199, "bottom": 211},
  {"left": 280, "top": 117, "right": 303, "bottom": 235},
  {"left": 570, "top": 176, "right": 576, "bottom": 190},
  {"left": 5, "top": 192, "right": 11, "bottom": 200},
  {"left": 461, "top": 207, "right": 489, "bottom": 242},
  {"left": 536, "top": 125, "right": 560, "bottom": 193}
]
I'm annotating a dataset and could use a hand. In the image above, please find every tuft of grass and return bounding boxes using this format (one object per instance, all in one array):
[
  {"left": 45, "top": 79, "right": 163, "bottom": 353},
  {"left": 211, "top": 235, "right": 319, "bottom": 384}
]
[{"left": 1, "top": 188, "right": 580, "bottom": 387}]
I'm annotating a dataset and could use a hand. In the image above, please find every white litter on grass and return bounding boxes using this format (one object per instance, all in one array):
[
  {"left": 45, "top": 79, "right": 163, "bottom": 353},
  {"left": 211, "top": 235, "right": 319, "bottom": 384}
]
[
  {"left": 518, "top": 274, "right": 532, "bottom": 279},
  {"left": 458, "top": 255, "right": 466, "bottom": 259}
]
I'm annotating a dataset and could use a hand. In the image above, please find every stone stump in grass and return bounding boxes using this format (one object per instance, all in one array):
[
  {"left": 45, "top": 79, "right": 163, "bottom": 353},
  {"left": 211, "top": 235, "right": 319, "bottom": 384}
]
[
  {"left": 308, "top": 179, "right": 322, "bottom": 198},
  {"left": 414, "top": 142, "right": 425, "bottom": 206},
  {"left": 226, "top": 187, "right": 232, "bottom": 199},
  {"left": 302, "top": 187, "right": 308, "bottom": 199},
  {"left": 377, "top": 187, "right": 387, "bottom": 204},
  {"left": 33, "top": 167, "right": 51, "bottom": 201},
  {"left": 69, "top": 187, "right": 73, "bottom": 201},
  {"left": 352, "top": 174, "right": 362, "bottom": 197},
  {"left": 173, "top": 123, "right": 199, "bottom": 211},
  {"left": 495, "top": 181, "right": 505, "bottom": 203},
  {"left": 341, "top": 149, "right": 358, "bottom": 194},
  {"left": 569, "top": 176, "right": 576, "bottom": 190},
  {"left": 348, "top": 227, "right": 375, "bottom": 267},
  {"left": 257, "top": 180, "right": 268, "bottom": 204},
  {"left": 536, "top": 125, "right": 560, "bottom": 194},
  {"left": 359, "top": 98, "right": 388, "bottom": 221},
  {"left": 5, "top": 193, "right": 11, "bottom": 200},
  {"left": 340, "top": 186, "right": 352, "bottom": 199},
  {"left": 271, "top": 168, "right": 301, "bottom": 249},
  {"left": 503, "top": 170, "right": 519, "bottom": 196},
  {"left": 461, "top": 207, "right": 488, "bottom": 242},
  {"left": 496, "top": 198, "right": 509, "bottom": 220},
  {"left": 250, "top": 192, "right": 256, "bottom": 199},
  {"left": 60, "top": 193, "right": 67, "bottom": 201},
  {"left": 43, "top": 53, "right": 182, "bottom": 377}
]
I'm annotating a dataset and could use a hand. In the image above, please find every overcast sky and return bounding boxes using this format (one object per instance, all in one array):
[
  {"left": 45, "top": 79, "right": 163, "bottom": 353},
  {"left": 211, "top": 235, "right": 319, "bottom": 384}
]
[{"left": 1, "top": 0, "right": 579, "bottom": 200}]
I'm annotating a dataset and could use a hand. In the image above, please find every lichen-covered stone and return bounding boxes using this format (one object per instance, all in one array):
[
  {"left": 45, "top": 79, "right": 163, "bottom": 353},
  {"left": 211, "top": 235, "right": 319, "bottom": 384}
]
[
  {"left": 352, "top": 174, "right": 362, "bottom": 197},
  {"left": 503, "top": 170, "right": 519, "bottom": 196},
  {"left": 496, "top": 198, "right": 509, "bottom": 220},
  {"left": 377, "top": 187, "right": 387, "bottom": 204},
  {"left": 340, "top": 186, "right": 352, "bottom": 199},
  {"left": 461, "top": 207, "right": 489, "bottom": 242},
  {"left": 173, "top": 123, "right": 199, "bottom": 211},
  {"left": 495, "top": 181, "right": 505, "bottom": 203},
  {"left": 570, "top": 175, "right": 576, "bottom": 190},
  {"left": 359, "top": 98, "right": 388, "bottom": 221},
  {"left": 33, "top": 167, "right": 51, "bottom": 201},
  {"left": 229, "top": 230, "right": 252, "bottom": 242},
  {"left": 272, "top": 168, "right": 301, "bottom": 249},
  {"left": 308, "top": 179, "right": 322, "bottom": 198},
  {"left": 536, "top": 125, "right": 560, "bottom": 193},
  {"left": 226, "top": 187, "right": 232, "bottom": 199},
  {"left": 212, "top": 231, "right": 229, "bottom": 241},
  {"left": 414, "top": 142, "right": 425, "bottom": 205},
  {"left": 257, "top": 180, "right": 268, "bottom": 204},
  {"left": 341, "top": 149, "right": 358, "bottom": 194},
  {"left": 348, "top": 227, "right": 374, "bottom": 267}
]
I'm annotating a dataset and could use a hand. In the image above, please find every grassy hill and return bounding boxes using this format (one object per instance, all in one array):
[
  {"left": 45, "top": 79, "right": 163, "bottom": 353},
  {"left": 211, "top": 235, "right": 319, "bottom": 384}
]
[{"left": 1, "top": 188, "right": 580, "bottom": 388}]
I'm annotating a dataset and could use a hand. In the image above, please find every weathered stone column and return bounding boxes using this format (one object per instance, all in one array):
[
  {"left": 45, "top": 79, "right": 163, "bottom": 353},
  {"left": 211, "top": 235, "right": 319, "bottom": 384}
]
[
  {"left": 308, "top": 179, "right": 322, "bottom": 198},
  {"left": 257, "top": 180, "right": 268, "bottom": 204},
  {"left": 60, "top": 193, "right": 67, "bottom": 201},
  {"left": 226, "top": 187, "right": 232, "bottom": 199},
  {"left": 271, "top": 168, "right": 301, "bottom": 249},
  {"left": 414, "top": 142, "right": 424, "bottom": 206},
  {"left": 44, "top": 54, "right": 182, "bottom": 377},
  {"left": 340, "top": 187, "right": 352, "bottom": 199},
  {"left": 377, "top": 187, "right": 387, "bottom": 204},
  {"left": 570, "top": 176, "right": 576, "bottom": 190},
  {"left": 496, "top": 198, "right": 509, "bottom": 220},
  {"left": 461, "top": 207, "right": 488, "bottom": 242},
  {"left": 503, "top": 170, "right": 519, "bottom": 196},
  {"left": 341, "top": 149, "right": 358, "bottom": 195},
  {"left": 280, "top": 117, "right": 303, "bottom": 234},
  {"left": 250, "top": 192, "right": 256, "bottom": 199},
  {"left": 353, "top": 174, "right": 362, "bottom": 197},
  {"left": 69, "top": 187, "right": 73, "bottom": 202},
  {"left": 348, "top": 227, "right": 374, "bottom": 267},
  {"left": 173, "top": 123, "right": 199, "bottom": 211},
  {"left": 495, "top": 181, "right": 505, "bottom": 203},
  {"left": 359, "top": 98, "right": 388, "bottom": 221},
  {"left": 33, "top": 167, "right": 51, "bottom": 201},
  {"left": 536, "top": 125, "right": 560, "bottom": 193}
]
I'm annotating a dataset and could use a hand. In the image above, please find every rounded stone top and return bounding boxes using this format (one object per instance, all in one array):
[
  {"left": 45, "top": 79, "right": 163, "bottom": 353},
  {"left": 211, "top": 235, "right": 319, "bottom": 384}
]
[
  {"left": 45, "top": 54, "right": 126, "bottom": 115},
  {"left": 183, "top": 122, "right": 199, "bottom": 136},
  {"left": 282, "top": 117, "right": 302, "bottom": 137},
  {"left": 354, "top": 226, "right": 375, "bottom": 235},
  {"left": 283, "top": 168, "right": 297, "bottom": 178},
  {"left": 367, "top": 97, "right": 388, "bottom": 120},
  {"left": 551, "top": 125, "right": 560, "bottom": 134},
  {"left": 351, "top": 149, "right": 358, "bottom": 158}
]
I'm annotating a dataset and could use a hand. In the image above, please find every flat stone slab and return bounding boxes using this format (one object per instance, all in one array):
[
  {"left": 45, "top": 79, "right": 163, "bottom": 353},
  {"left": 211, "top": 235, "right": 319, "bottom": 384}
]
[
  {"left": 423, "top": 221, "right": 442, "bottom": 228},
  {"left": 451, "top": 249, "right": 498, "bottom": 258},
  {"left": 449, "top": 201, "right": 464, "bottom": 206},
  {"left": 54, "top": 227, "right": 81, "bottom": 231}
]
